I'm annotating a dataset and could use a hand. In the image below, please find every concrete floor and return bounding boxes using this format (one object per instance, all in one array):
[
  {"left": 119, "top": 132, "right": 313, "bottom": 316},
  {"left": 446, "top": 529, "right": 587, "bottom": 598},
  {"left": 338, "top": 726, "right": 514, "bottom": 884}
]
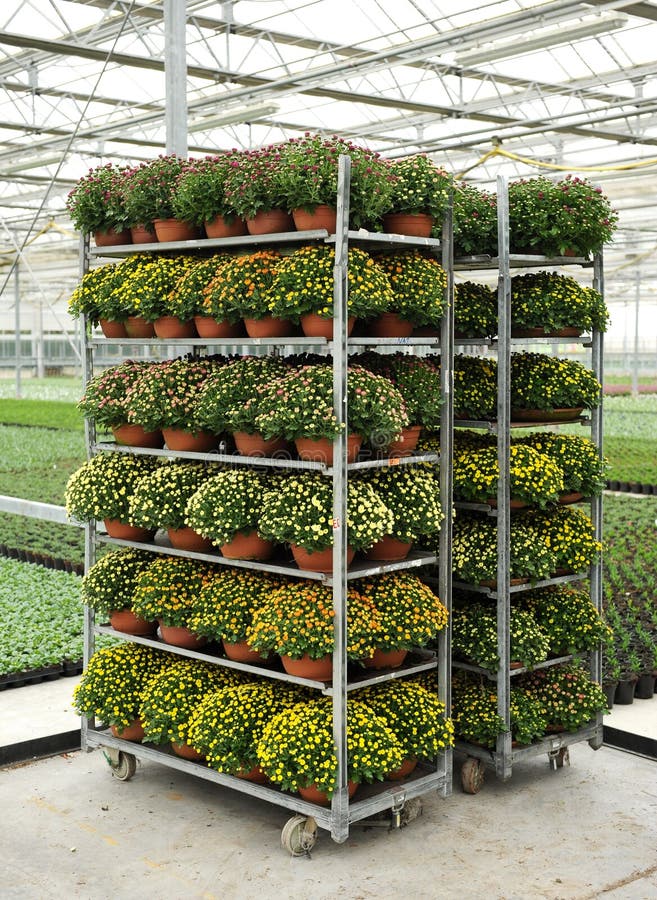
[{"left": 2, "top": 677, "right": 657, "bottom": 899}]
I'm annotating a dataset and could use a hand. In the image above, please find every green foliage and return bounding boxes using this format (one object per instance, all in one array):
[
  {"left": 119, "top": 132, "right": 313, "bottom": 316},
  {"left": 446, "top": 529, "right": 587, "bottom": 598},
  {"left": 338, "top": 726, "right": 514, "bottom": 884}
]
[{"left": 0, "top": 399, "right": 82, "bottom": 431}]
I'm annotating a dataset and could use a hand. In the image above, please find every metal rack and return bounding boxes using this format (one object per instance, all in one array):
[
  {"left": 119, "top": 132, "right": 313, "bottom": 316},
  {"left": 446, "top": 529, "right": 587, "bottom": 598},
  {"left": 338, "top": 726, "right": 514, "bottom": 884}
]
[
  {"left": 78, "top": 155, "right": 453, "bottom": 852},
  {"left": 451, "top": 175, "right": 604, "bottom": 793}
]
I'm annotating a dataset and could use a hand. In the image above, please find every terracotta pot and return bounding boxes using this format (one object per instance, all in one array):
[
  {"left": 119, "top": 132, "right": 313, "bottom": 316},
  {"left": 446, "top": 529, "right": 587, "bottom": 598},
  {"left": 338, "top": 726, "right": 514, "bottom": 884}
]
[
  {"left": 291, "top": 544, "right": 356, "bottom": 573},
  {"left": 292, "top": 205, "right": 337, "bottom": 233},
  {"left": 204, "top": 215, "right": 248, "bottom": 238},
  {"left": 413, "top": 325, "right": 441, "bottom": 338},
  {"left": 385, "top": 757, "right": 418, "bottom": 781},
  {"left": 220, "top": 530, "right": 274, "bottom": 560},
  {"left": 158, "top": 621, "right": 208, "bottom": 650},
  {"left": 233, "top": 431, "right": 288, "bottom": 458},
  {"left": 125, "top": 316, "right": 155, "bottom": 338},
  {"left": 167, "top": 526, "right": 214, "bottom": 552},
  {"left": 511, "top": 407, "right": 584, "bottom": 423},
  {"left": 368, "top": 311, "right": 414, "bottom": 338},
  {"left": 235, "top": 764, "right": 268, "bottom": 783},
  {"left": 130, "top": 224, "right": 157, "bottom": 244},
  {"left": 99, "top": 318, "right": 128, "bottom": 338},
  {"left": 559, "top": 491, "right": 585, "bottom": 505},
  {"left": 193, "top": 316, "right": 243, "bottom": 338},
  {"left": 511, "top": 326, "right": 584, "bottom": 338},
  {"left": 171, "top": 741, "right": 205, "bottom": 762},
  {"left": 479, "top": 576, "right": 529, "bottom": 588},
  {"left": 298, "top": 780, "right": 358, "bottom": 806},
  {"left": 361, "top": 648, "right": 408, "bottom": 670},
  {"left": 111, "top": 718, "right": 144, "bottom": 742},
  {"left": 162, "top": 427, "right": 217, "bottom": 452},
  {"left": 243, "top": 315, "right": 294, "bottom": 338},
  {"left": 294, "top": 433, "right": 362, "bottom": 466},
  {"left": 153, "top": 316, "right": 198, "bottom": 339},
  {"left": 281, "top": 653, "right": 333, "bottom": 681},
  {"left": 486, "top": 497, "right": 529, "bottom": 510},
  {"left": 384, "top": 425, "right": 422, "bottom": 458},
  {"left": 111, "top": 423, "right": 164, "bottom": 448},
  {"left": 94, "top": 228, "right": 131, "bottom": 247},
  {"left": 245, "top": 209, "right": 294, "bottom": 235},
  {"left": 300, "top": 312, "right": 355, "bottom": 339},
  {"left": 365, "top": 535, "right": 413, "bottom": 562},
  {"left": 103, "top": 518, "right": 155, "bottom": 542},
  {"left": 223, "top": 640, "right": 273, "bottom": 664},
  {"left": 383, "top": 212, "right": 434, "bottom": 237},
  {"left": 109, "top": 608, "right": 158, "bottom": 636},
  {"left": 153, "top": 218, "right": 200, "bottom": 242}
]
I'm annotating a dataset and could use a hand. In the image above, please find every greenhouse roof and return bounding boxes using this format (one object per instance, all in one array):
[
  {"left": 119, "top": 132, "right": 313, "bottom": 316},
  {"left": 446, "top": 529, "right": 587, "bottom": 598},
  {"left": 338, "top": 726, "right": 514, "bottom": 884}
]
[{"left": 1, "top": 0, "right": 657, "bottom": 296}]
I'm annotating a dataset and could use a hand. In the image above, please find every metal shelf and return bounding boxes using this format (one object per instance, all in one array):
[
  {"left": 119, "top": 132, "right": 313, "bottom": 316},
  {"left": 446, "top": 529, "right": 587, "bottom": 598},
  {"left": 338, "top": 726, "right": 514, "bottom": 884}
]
[
  {"left": 94, "top": 626, "right": 437, "bottom": 694},
  {"left": 96, "top": 532, "right": 438, "bottom": 583},
  {"left": 80, "top": 155, "right": 454, "bottom": 847},
  {"left": 452, "top": 176, "right": 604, "bottom": 785},
  {"left": 93, "top": 440, "right": 439, "bottom": 472},
  {"left": 452, "top": 653, "right": 579, "bottom": 680},
  {"left": 84, "top": 727, "right": 450, "bottom": 829}
]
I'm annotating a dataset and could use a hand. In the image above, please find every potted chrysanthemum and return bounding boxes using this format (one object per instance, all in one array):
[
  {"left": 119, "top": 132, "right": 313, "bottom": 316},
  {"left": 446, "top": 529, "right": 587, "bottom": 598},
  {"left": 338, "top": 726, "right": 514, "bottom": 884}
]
[
  {"left": 510, "top": 271, "right": 609, "bottom": 336},
  {"left": 451, "top": 601, "right": 550, "bottom": 670},
  {"left": 222, "top": 143, "right": 294, "bottom": 235},
  {"left": 120, "top": 154, "right": 198, "bottom": 242},
  {"left": 453, "top": 280, "right": 498, "bottom": 339},
  {"left": 524, "top": 585, "right": 612, "bottom": 656},
  {"left": 454, "top": 354, "right": 498, "bottom": 420},
  {"left": 256, "top": 698, "right": 405, "bottom": 804},
  {"left": 77, "top": 360, "right": 161, "bottom": 447},
  {"left": 355, "top": 573, "right": 449, "bottom": 669},
  {"left": 510, "top": 352, "right": 601, "bottom": 420},
  {"left": 247, "top": 581, "right": 381, "bottom": 679},
  {"left": 258, "top": 474, "right": 393, "bottom": 572},
  {"left": 66, "top": 162, "right": 131, "bottom": 246},
  {"left": 449, "top": 513, "right": 557, "bottom": 585},
  {"left": 363, "top": 466, "right": 443, "bottom": 561},
  {"left": 72, "top": 643, "right": 169, "bottom": 740},
  {"left": 266, "top": 244, "right": 392, "bottom": 338},
  {"left": 452, "top": 444, "right": 565, "bottom": 509},
  {"left": 188, "top": 681, "right": 306, "bottom": 780},
  {"left": 171, "top": 152, "right": 246, "bottom": 238},
  {"left": 254, "top": 364, "right": 409, "bottom": 464},
  {"left": 525, "top": 506, "right": 603, "bottom": 576},
  {"left": 451, "top": 181, "right": 498, "bottom": 257},
  {"left": 81, "top": 546, "right": 156, "bottom": 635},
  {"left": 193, "top": 356, "right": 288, "bottom": 456},
  {"left": 358, "top": 680, "right": 454, "bottom": 779},
  {"left": 373, "top": 250, "right": 447, "bottom": 336},
  {"left": 127, "top": 461, "right": 221, "bottom": 551},
  {"left": 65, "top": 452, "right": 160, "bottom": 541},
  {"left": 514, "top": 432, "right": 607, "bottom": 501},
  {"left": 383, "top": 155, "right": 452, "bottom": 237},
  {"left": 139, "top": 659, "right": 228, "bottom": 759},
  {"left": 186, "top": 568, "right": 281, "bottom": 663},
  {"left": 125, "top": 356, "right": 222, "bottom": 451},
  {"left": 202, "top": 248, "right": 286, "bottom": 337},
  {"left": 184, "top": 469, "right": 274, "bottom": 560},
  {"left": 130, "top": 555, "right": 212, "bottom": 650}
]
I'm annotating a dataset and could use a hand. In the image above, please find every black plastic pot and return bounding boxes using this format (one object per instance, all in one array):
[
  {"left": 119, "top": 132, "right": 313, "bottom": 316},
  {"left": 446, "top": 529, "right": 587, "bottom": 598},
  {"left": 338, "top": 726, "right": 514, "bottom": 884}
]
[
  {"left": 634, "top": 673, "right": 656, "bottom": 699},
  {"left": 614, "top": 678, "right": 638, "bottom": 704},
  {"left": 602, "top": 682, "right": 617, "bottom": 709}
]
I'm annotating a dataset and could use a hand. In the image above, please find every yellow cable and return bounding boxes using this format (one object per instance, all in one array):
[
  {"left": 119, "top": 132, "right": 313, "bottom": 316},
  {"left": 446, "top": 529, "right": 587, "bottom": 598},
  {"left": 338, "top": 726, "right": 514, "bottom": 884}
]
[{"left": 456, "top": 145, "right": 657, "bottom": 178}]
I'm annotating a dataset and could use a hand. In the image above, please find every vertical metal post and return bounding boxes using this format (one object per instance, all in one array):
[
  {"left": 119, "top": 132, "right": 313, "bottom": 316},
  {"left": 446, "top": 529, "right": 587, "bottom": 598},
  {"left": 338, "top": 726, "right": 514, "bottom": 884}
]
[
  {"left": 438, "top": 192, "right": 454, "bottom": 798},
  {"left": 13, "top": 257, "right": 21, "bottom": 398},
  {"left": 632, "top": 268, "right": 640, "bottom": 398},
  {"left": 164, "top": 0, "right": 188, "bottom": 156},
  {"left": 495, "top": 175, "right": 512, "bottom": 778},
  {"left": 79, "top": 232, "right": 96, "bottom": 751},
  {"left": 590, "top": 252, "right": 604, "bottom": 688},
  {"left": 330, "top": 154, "right": 351, "bottom": 844}
]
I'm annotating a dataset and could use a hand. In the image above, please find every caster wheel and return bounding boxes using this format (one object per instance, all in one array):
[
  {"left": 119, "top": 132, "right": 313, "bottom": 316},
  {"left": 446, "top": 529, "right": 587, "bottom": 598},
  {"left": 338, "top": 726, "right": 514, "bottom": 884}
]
[
  {"left": 111, "top": 751, "right": 137, "bottom": 781},
  {"left": 461, "top": 757, "right": 485, "bottom": 794},
  {"left": 281, "top": 815, "right": 317, "bottom": 857},
  {"left": 400, "top": 798, "right": 423, "bottom": 826},
  {"left": 551, "top": 747, "right": 570, "bottom": 770}
]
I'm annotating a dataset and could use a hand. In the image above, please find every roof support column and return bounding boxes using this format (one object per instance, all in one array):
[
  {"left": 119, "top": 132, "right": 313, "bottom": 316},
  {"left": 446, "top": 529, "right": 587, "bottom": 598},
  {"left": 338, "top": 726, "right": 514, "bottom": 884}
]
[{"left": 164, "top": 0, "right": 187, "bottom": 156}]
